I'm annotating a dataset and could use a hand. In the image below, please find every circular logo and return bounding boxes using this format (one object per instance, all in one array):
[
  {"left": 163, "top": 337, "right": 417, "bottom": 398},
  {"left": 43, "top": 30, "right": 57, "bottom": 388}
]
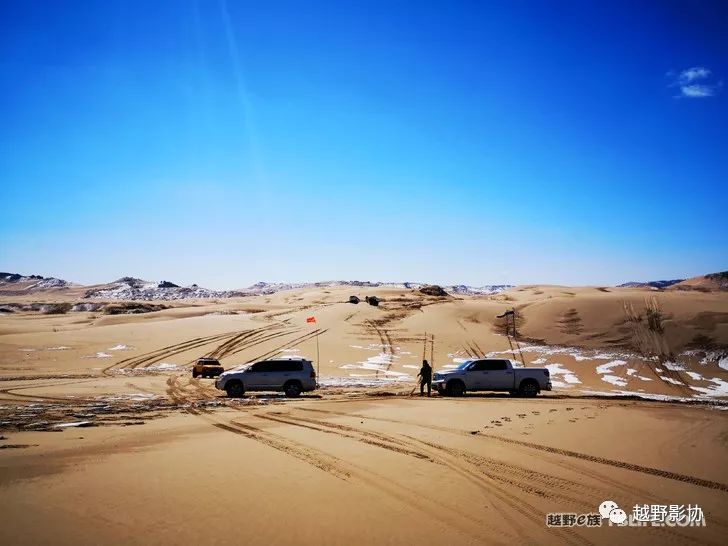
[
  {"left": 609, "top": 508, "right": 628, "bottom": 525},
  {"left": 599, "top": 500, "right": 619, "bottom": 519}
]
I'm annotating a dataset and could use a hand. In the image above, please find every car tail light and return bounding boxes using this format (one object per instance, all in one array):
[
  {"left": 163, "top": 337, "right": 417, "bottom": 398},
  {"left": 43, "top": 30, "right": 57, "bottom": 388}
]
[{"left": 310, "top": 370, "right": 316, "bottom": 378}]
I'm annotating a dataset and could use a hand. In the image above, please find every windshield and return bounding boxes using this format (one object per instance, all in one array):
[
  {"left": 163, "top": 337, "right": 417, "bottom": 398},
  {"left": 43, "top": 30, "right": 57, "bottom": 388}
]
[{"left": 456, "top": 361, "right": 473, "bottom": 370}]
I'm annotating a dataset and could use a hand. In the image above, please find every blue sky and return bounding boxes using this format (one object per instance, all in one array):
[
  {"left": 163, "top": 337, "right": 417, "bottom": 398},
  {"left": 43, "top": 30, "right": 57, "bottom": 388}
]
[{"left": 1, "top": 0, "right": 726, "bottom": 288}]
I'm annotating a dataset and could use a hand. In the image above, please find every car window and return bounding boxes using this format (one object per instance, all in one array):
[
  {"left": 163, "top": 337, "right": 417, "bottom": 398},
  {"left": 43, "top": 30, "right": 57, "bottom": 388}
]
[
  {"left": 249, "top": 361, "right": 273, "bottom": 372},
  {"left": 285, "top": 361, "right": 304, "bottom": 372},
  {"left": 268, "top": 361, "right": 287, "bottom": 372},
  {"left": 483, "top": 360, "right": 508, "bottom": 371},
  {"left": 268, "top": 360, "right": 304, "bottom": 372},
  {"left": 469, "top": 360, "right": 488, "bottom": 371}
]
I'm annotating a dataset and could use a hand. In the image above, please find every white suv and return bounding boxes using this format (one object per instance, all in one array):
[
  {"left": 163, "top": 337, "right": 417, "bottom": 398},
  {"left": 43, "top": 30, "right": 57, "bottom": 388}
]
[{"left": 215, "top": 357, "right": 317, "bottom": 398}]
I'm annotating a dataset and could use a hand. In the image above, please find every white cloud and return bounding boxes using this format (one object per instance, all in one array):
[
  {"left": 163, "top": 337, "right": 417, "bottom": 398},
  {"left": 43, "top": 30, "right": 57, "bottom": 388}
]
[
  {"left": 679, "top": 66, "right": 711, "bottom": 83},
  {"left": 667, "top": 66, "right": 721, "bottom": 99},
  {"left": 680, "top": 84, "right": 716, "bottom": 98}
]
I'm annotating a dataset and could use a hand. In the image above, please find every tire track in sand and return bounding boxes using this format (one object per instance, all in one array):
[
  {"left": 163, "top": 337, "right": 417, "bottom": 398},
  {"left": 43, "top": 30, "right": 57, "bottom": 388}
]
[
  {"left": 250, "top": 410, "right": 586, "bottom": 545},
  {"left": 102, "top": 331, "right": 239, "bottom": 376},
  {"left": 480, "top": 433, "right": 728, "bottom": 492},
  {"left": 216, "top": 414, "right": 515, "bottom": 544},
  {"left": 297, "top": 407, "right": 728, "bottom": 493}
]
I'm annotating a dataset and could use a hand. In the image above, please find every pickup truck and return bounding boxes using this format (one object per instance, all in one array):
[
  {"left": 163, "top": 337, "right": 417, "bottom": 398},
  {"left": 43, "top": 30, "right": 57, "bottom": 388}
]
[{"left": 432, "top": 358, "right": 551, "bottom": 397}]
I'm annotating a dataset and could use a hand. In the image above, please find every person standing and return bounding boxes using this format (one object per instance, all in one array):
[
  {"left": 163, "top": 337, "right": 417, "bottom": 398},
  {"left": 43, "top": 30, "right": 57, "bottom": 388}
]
[{"left": 418, "top": 359, "right": 432, "bottom": 397}]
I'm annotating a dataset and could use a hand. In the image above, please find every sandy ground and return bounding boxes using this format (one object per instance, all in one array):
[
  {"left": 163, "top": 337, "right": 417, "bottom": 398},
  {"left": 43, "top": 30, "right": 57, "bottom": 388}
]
[
  {"left": 1, "top": 284, "right": 727, "bottom": 544},
  {"left": 2, "top": 397, "right": 727, "bottom": 545}
]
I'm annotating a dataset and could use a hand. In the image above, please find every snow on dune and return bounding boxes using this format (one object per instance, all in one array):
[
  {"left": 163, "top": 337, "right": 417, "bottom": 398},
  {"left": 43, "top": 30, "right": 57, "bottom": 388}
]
[
  {"left": 719, "top": 356, "right": 728, "bottom": 372},
  {"left": 596, "top": 360, "right": 627, "bottom": 374},
  {"left": 545, "top": 363, "right": 581, "bottom": 388},
  {"left": 83, "top": 352, "right": 113, "bottom": 359},
  {"left": 319, "top": 376, "right": 408, "bottom": 388},
  {"left": 690, "top": 378, "right": 728, "bottom": 397},
  {"left": 601, "top": 375, "right": 628, "bottom": 387},
  {"left": 340, "top": 348, "right": 413, "bottom": 381},
  {"left": 626, "top": 368, "right": 653, "bottom": 381}
]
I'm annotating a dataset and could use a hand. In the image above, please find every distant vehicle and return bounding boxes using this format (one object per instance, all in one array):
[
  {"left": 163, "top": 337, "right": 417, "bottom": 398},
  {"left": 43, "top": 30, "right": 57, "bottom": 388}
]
[
  {"left": 192, "top": 357, "right": 224, "bottom": 378},
  {"left": 432, "top": 359, "right": 551, "bottom": 397},
  {"left": 348, "top": 295, "right": 360, "bottom": 304},
  {"left": 365, "top": 295, "right": 379, "bottom": 306},
  {"left": 215, "top": 357, "right": 317, "bottom": 398}
]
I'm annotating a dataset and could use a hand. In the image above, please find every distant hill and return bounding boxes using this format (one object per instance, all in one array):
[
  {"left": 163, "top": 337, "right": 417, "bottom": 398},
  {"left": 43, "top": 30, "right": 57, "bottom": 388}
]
[
  {"left": 1, "top": 273, "right": 514, "bottom": 300},
  {"left": 83, "top": 277, "right": 247, "bottom": 301},
  {"left": 669, "top": 271, "right": 728, "bottom": 292},
  {"left": 617, "top": 279, "right": 684, "bottom": 289},
  {"left": 0, "top": 272, "right": 71, "bottom": 292},
  {"left": 245, "top": 281, "right": 512, "bottom": 296}
]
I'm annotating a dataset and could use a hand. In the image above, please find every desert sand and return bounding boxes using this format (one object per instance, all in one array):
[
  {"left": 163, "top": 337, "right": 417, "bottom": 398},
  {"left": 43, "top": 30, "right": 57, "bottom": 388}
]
[{"left": 1, "top": 283, "right": 727, "bottom": 544}]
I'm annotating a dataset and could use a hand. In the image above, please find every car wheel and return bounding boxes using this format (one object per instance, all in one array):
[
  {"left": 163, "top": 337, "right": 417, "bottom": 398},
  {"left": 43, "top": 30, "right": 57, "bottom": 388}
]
[
  {"left": 284, "top": 381, "right": 302, "bottom": 398},
  {"left": 446, "top": 380, "right": 465, "bottom": 397},
  {"left": 192, "top": 370, "right": 199, "bottom": 378},
  {"left": 519, "top": 380, "right": 538, "bottom": 397},
  {"left": 225, "top": 381, "right": 245, "bottom": 398}
]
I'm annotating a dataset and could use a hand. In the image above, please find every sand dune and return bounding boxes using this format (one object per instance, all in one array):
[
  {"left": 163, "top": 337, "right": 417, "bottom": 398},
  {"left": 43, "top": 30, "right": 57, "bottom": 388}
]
[{"left": 1, "top": 283, "right": 726, "bottom": 544}]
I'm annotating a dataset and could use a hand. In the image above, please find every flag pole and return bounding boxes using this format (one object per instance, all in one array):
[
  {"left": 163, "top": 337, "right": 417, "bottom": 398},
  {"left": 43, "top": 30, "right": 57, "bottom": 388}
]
[
  {"left": 316, "top": 330, "right": 320, "bottom": 387},
  {"left": 430, "top": 334, "right": 434, "bottom": 367}
]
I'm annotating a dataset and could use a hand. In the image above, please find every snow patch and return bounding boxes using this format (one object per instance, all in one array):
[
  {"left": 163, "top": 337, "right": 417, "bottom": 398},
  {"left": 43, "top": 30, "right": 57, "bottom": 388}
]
[
  {"left": 319, "top": 376, "right": 409, "bottom": 388},
  {"left": 84, "top": 352, "right": 113, "bottom": 359},
  {"left": 145, "top": 362, "right": 184, "bottom": 371},
  {"left": 545, "top": 363, "right": 581, "bottom": 388},
  {"left": 596, "top": 360, "right": 627, "bottom": 374},
  {"left": 690, "top": 378, "right": 728, "bottom": 398},
  {"left": 54, "top": 421, "right": 93, "bottom": 428},
  {"left": 601, "top": 375, "right": 628, "bottom": 387}
]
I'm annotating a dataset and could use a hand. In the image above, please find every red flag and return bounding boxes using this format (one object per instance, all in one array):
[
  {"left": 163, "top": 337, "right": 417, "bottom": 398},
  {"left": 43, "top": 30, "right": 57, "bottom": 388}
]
[{"left": 306, "top": 316, "right": 316, "bottom": 323}]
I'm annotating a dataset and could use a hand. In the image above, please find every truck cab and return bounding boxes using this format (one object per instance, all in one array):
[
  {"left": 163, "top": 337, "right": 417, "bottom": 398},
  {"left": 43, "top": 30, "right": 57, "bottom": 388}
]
[{"left": 432, "top": 358, "right": 551, "bottom": 397}]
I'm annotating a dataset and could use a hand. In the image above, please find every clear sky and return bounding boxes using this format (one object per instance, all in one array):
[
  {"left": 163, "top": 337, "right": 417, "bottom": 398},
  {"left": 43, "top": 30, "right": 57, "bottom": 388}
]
[{"left": 1, "top": 1, "right": 726, "bottom": 289}]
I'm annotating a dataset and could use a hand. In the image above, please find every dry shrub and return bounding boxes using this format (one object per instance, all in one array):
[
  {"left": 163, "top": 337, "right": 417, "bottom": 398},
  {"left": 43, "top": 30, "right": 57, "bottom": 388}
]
[{"left": 622, "top": 297, "right": 671, "bottom": 359}]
